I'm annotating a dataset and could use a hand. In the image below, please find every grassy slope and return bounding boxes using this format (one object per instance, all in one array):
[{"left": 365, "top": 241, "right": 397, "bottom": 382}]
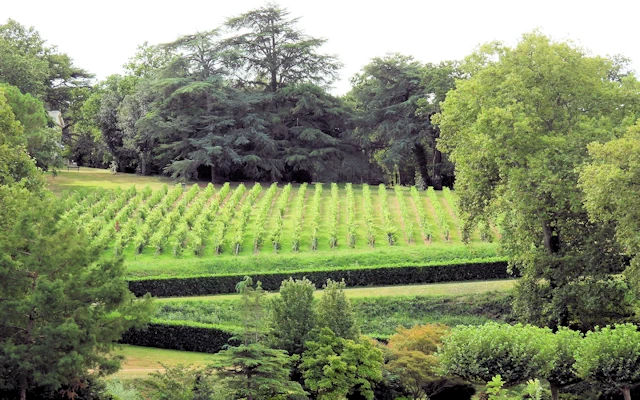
[{"left": 49, "top": 168, "right": 501, "bottom": 279}]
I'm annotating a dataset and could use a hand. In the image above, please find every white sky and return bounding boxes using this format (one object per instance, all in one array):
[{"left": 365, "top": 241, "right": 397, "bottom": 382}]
[{"left": 3, "top": 0, "right": 640, "bottom": 95}]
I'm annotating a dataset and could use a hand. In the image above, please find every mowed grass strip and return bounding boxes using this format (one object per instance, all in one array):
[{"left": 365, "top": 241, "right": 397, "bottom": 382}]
[
  {"left": 111, "top": 345, "right": 220, "bottom": 379},
  {"left": 153, "top": 279, "right": 517, "bottom": 303}
]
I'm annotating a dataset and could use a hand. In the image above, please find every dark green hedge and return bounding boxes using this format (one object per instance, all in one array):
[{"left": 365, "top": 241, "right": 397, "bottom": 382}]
[
  {"left": 119, "top": 320, "right": 238, "bottom": 353},
  {"left": 128, "top": 260, "right": 511, "bottom": 297}
]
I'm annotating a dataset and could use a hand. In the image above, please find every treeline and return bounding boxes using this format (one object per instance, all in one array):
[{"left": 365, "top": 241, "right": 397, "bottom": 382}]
[{"left": 0, "top": 5, "right": 458, "bottom": 186}]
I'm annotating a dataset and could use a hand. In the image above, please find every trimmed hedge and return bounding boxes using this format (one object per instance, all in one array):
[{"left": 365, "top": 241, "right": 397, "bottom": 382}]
[
  {"left": 128, "top": 259, "right": 511, "bottom": 297},
  {"left": 119, "top": 320, "right": 239, "bottom": 353}
]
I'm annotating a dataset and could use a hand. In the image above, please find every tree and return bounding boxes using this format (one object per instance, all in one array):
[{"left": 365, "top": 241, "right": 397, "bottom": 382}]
[
  {"left": 272, "top": 83, "right": 364, "bottom": 182},
  {"left": 0, "top": 19, "right": 93, "bottom": 124},
  {"left": 301, "top": 328, "right": 383, "bottom": 400},
  {"left": 137, "top": 363, "right": 231, "bottom": 400},
  {"left": 0, "top": 88, "right": 45, "bottom": 191},
  {"left": 0, "top": 190, "right": 153, "bottom": 400},
  {"left": 574, "top": 324, "right": 640, "bottom": 400},
  {"left": 385, "top": 324, "right": 451, "bottom": 399},
  {"left": 316, "top": 279, "right": 359, "bottom": 340},
  {"left": 544, "top": 328, "right": 582, "bottom": 400},
  {"left": 579, "top": 120, "right": 640, "bottom": 297},
  {"left": 435, "top": 31, "right": 639, "bottom": 329},
  {"left": 387, "top": 323, "right": 449, "bottom": 355},
  {"left": 222, "top": 3, "right": 341, "bottom": 92},
  {"left": 386, "top": 351, "right": 439, "bottom": 400},
  {"left": 211, "top": 277, "right": 306, "bottom": 400},
  {"left": 1, "top": 83, "right": 62, "bottom": 169},
  {"left": 350, "top": 55, "right": 457, "bottom": 188},
  {"left": 268, "top": 277, "right": 316, "bottom": 356},
  {"left": 438, "top": 323, "right": 555, "bottom": 386}
]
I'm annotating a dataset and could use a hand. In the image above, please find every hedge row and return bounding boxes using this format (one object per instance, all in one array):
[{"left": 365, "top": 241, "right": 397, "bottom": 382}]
[
  {"left": 128, "top": 259, "right": 511, "bottom": 297},
  {"left": 119, "top": 319, "right": 239, "bottom": 353}
]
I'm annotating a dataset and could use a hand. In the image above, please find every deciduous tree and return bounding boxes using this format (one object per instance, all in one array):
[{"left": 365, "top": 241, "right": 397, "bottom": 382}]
[
  {"left": 574, "top": 324, "right": 640, "bottom": 400},
  {"left": 435, "top": 32, "right": 639, "bottom": 329}
]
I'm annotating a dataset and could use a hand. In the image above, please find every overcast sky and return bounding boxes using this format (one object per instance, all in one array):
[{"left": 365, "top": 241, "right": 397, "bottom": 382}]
[{"left": 3, "top": 0, "right": 640, "bottom": 95}]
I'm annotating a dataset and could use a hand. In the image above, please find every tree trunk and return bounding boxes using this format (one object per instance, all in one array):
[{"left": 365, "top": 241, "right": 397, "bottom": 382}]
[
  {"left": 413, "top": 143, "right": 432, "bottom": 189},
  {"left": 432, "top": 147, "right": 443, "bottom": 190},
  {"left": 542, "top": 219, "right": 560, "bottom": 254},
  {"left": 622, "top": 386, "right": 631, "bottom": 400},
  {"left": 210, "top": 165, "right": 216, "bottom": 184},
  {"left": 140, "top": 151, "right": 147, "bottom": 175},
  {"left": 550, "top": 382, "right": 560, "bottom": 400},
  {"left": 20, "top": 375, "right": 27, "bottom": 400}
]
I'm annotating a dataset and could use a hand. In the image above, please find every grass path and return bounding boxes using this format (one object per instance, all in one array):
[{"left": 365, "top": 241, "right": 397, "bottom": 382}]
[{"left": 154, "top": 279, "right": 516, "bottom": 303}]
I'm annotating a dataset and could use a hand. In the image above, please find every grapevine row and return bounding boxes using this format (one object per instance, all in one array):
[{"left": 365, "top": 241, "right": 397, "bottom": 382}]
[
  {"left": 410, "top": 186, "right": 433, "bottom": 241},
  {"left": 252, "top": 183, "right": 279, "bottom": 252},
  {"left": 211, "top": 184, "right": 247, "bottom": 254},
  {"left": 231, "top": 183, "right": 263, "bottom": 254},
  {"left": 362, "top": 184, "right": 376, "bottom": 247},
  {"left": 309, "top": 183, "right": 323, "bottom": 250},
  {"left": 345, "top": 183, "right": 357, "bottom": 248},
  {"left": 188, "top": 183, "right": 230, "bottom": 256},
  {"left": 427, "top": 187, "right": 450, "bottom": 241},
  {"left": 290, "top": 183, "right": 308, "bottom": 251},
  {"left": 328, "top": 183, "right": 340, "bottom": 248},
  {"left": 394, "top": 185, "right": 414, "bottom": 243},
  {"left": 378, "top": 184, "right": 397, "bottom": 245},
  {"left": 270, "top": 183, "right": 292, "bottom": 251}
]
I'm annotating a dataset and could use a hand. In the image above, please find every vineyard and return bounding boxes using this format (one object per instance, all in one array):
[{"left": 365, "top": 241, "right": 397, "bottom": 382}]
[{"left": 58, "top": 181, "right": 499, "bottom": 277}]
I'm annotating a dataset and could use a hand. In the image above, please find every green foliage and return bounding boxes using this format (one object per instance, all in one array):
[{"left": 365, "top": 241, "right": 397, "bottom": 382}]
[
  {"left": 270, "top": 183, "right": 292, "bottom": 251},
  {"left": 345, "top": 183, "right": 357, "bottom": 248},
  {"left": 438, "top": 323, "right": 555, "bottom": 386},
  {"left": 309, "top": 183, "right": 323, "bottom": 250},
  {"left": 427, "top": 187, "right": 449, "bottom": 241},
  {"left": 574, "top": 324, "right": 640, "bottom": 398},
  {"left": 580, "top": 120, "right": 640, "bottom": 297},
  {"left": 252, "top": 183, "right": 278, "bottom": 252},
  {"left": 291, "top": 183, "right": 308, "bottom": 251},
  {"left": 120, "top": 320, "right": 238, "bottom": 354},
  {"left": 233, "top": 183, "right": 262, "bottom": 254},
  {"left": 222, "top": 4, "right": 340, "bottom": 92},
  {"left": 394, "top": 185, "right": 414, "bottom": 243},
  {"left": 350, "top": 54, "right": 456, "bottom": 188},
  {"left": 410, "top": 186, "right": 432, "bottom": 241},
  {"left": 301, "top": 328, "right": 383, "bottom": 400},
  {"left": 435, "top": 31, "right": 639, "bottom": 329},
  {"left": 0, "top": 189, "right": 153, "bottom": 398},
  {"left": 0, "top": 88, "right": 45, "bottom": 192},
  {"left": 362, "top": 183, "right": 377, "bottom": 247},
  {"left": 211, "top": 277, "right": 306, "bottom": 400},
  {"left": 127, "top": 259, "right": 510, "bottom": 297},
  {"left": 379, "top": 184, "right": 397, "bottom": 245},
  {"left": 328, "top": 183, "right": 340, "bottom": 248},
  {"left": 268, "top": 278, "right": 316, "bottom": 355},
  {"left": 317, "top": 279, "right": 360, "bottom": 340},
  {"left": 136, "top": 363, "right": 229, "bottom": 400},
  {"left": 0, "top": 83, "right": 61, "bottom": 170}
]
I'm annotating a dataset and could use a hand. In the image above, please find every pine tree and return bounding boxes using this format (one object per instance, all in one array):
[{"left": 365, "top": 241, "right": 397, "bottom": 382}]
[{"left": 211, "top": 277, "right": 306, "bottom": 400}]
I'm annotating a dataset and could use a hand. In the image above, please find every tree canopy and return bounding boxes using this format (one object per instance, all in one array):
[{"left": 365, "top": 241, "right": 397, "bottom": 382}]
[{"left": 435, "top": 31, "right": 640, "bottom": 329}]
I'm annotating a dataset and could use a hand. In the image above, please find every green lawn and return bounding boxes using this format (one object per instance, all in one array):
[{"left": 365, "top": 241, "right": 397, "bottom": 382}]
[
  {"left": 111, "top": 345, "right": 219, "bottom": 380},
  {"left": 154, "top": 278, "right": 516, "bottom": 302}
]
